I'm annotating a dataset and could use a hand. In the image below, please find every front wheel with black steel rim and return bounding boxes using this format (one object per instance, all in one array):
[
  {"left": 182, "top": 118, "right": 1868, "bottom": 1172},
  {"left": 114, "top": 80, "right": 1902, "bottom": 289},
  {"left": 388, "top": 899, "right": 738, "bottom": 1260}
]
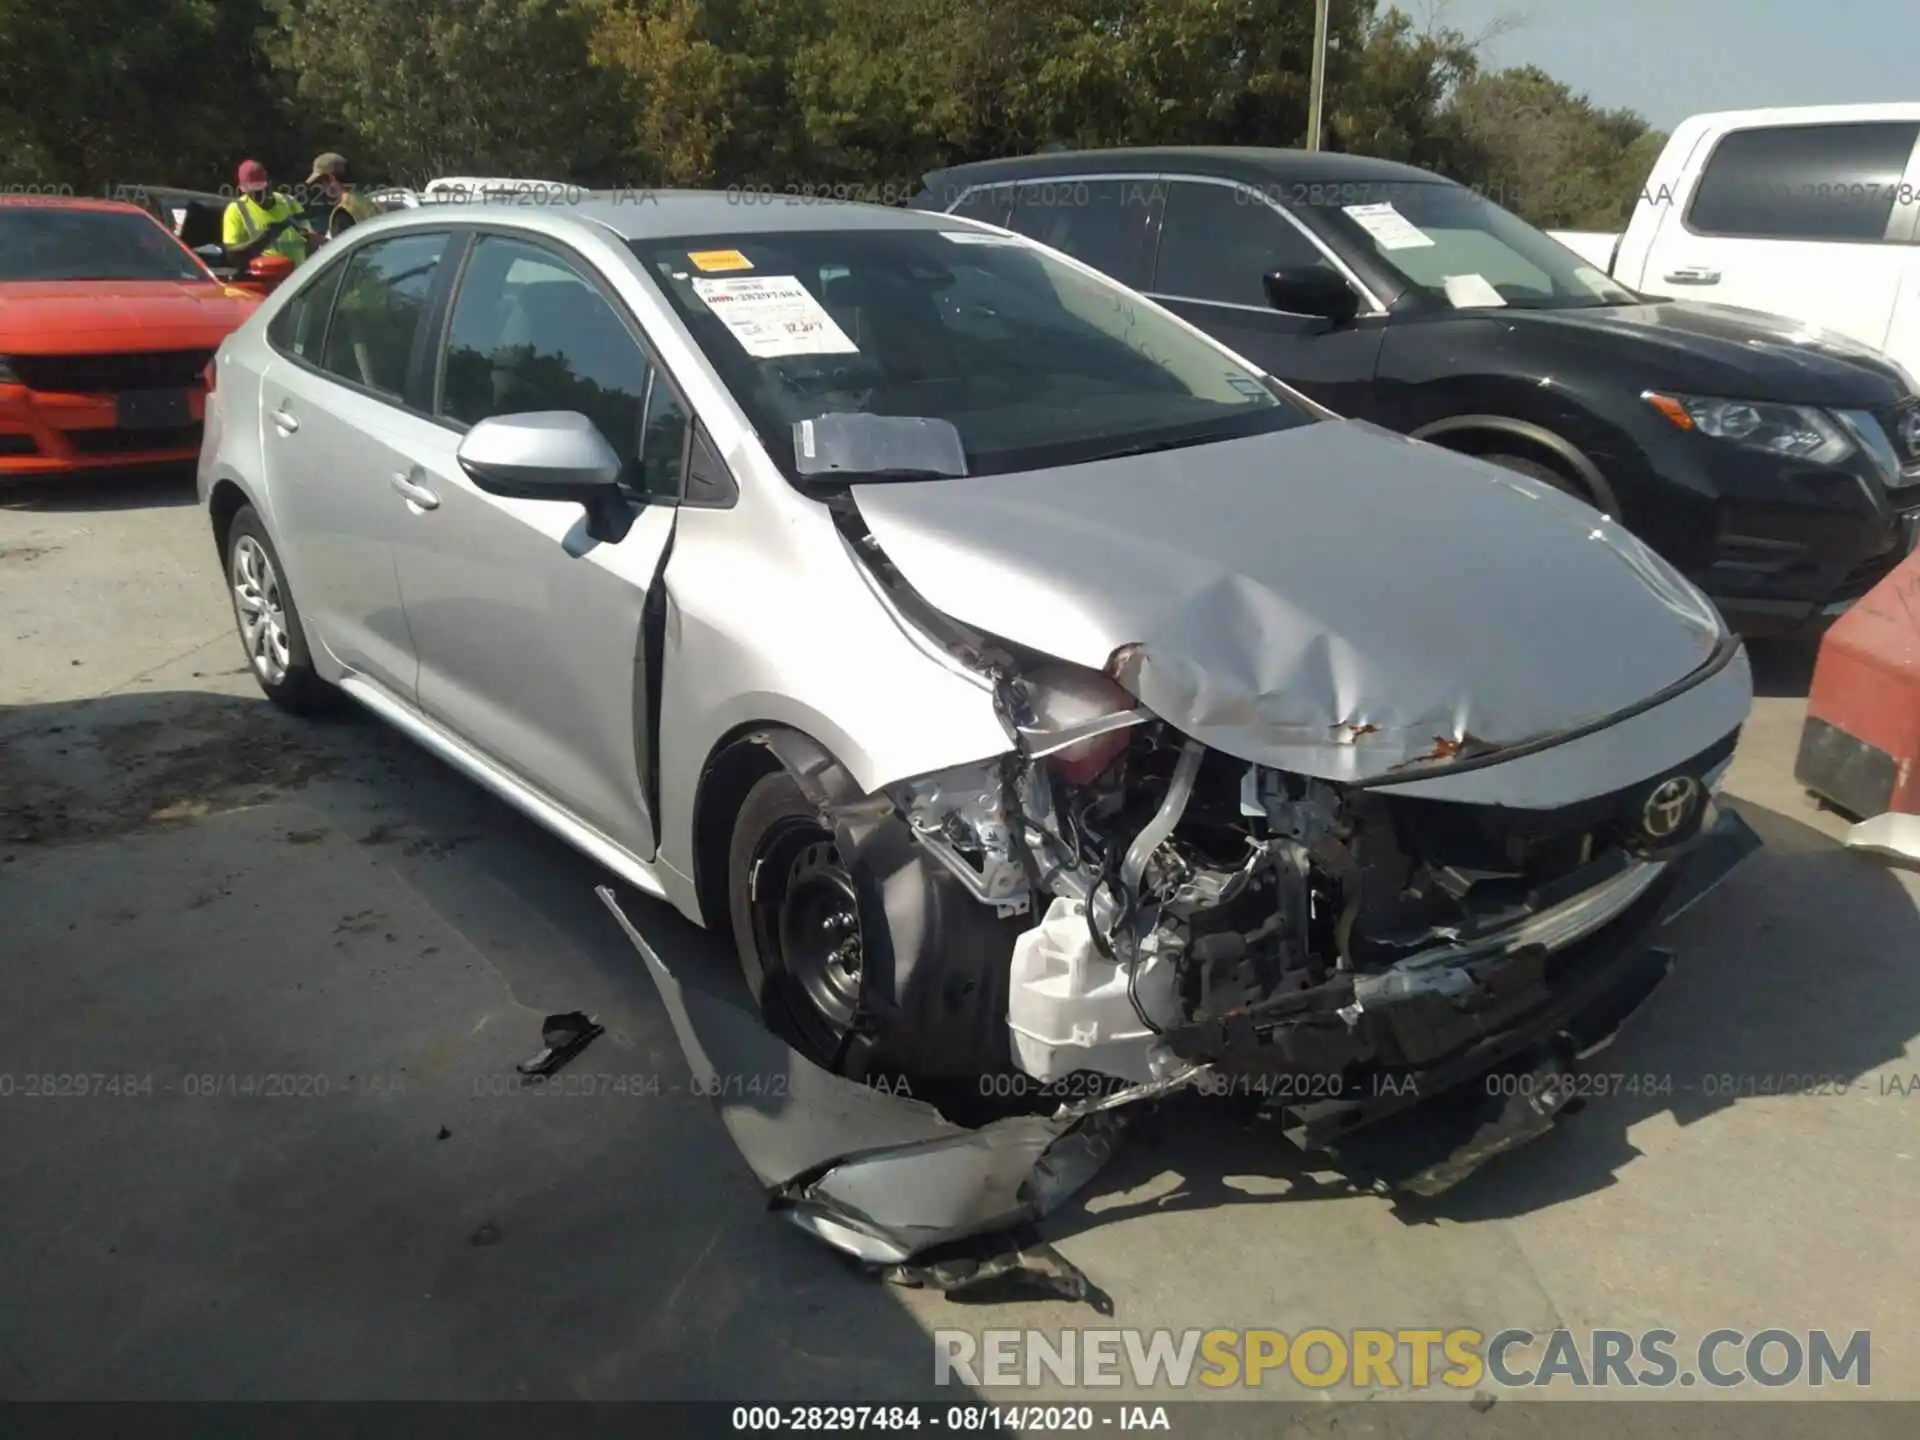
[
  {"left": 728, "top": 770, "right": 865, "bottom": 1068},
  {"left": 226, "top": 505, "right": 334, "bottom": 714}
]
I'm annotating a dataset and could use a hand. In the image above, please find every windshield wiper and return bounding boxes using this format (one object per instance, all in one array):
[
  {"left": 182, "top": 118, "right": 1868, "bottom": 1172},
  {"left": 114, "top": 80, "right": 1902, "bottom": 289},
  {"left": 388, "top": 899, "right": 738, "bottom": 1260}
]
[{"left": 1076, "top": 433, "right": 1218, "bottom": 464}]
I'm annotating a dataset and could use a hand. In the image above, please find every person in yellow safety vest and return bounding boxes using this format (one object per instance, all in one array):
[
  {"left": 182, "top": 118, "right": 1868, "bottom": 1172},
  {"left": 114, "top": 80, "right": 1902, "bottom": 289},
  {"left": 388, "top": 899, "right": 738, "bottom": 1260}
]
[
  {"left": 222, "top": 159, "right": 315, "bottom": 264},
  {"left": 305, "top": 153, "right": 381, "bottom": 241}
]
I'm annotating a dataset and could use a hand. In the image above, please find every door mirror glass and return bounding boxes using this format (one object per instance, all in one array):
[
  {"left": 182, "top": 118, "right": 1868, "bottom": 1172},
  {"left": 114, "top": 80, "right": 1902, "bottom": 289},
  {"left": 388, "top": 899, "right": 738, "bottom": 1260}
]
[{"left": 1262, "top": 267, "right": 1360, "bottom": 324}]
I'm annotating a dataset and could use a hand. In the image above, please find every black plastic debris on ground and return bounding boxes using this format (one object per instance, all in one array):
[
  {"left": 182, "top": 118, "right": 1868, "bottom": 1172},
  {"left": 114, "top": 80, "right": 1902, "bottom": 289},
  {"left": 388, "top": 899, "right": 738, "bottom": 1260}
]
[{"left": 518, "top": 1011, "right": 605, "bottom": 1077}]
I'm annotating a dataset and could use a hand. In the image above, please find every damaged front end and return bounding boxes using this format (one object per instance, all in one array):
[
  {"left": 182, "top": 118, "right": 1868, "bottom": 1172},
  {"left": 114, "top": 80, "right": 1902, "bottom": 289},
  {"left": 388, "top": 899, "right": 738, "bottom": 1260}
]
[
  {"left": 614, "top": 653, "right": 1754, "bottom": 1299},
  {"left": 616, "top": 458, "right": 1761, "bottom": 1295}
]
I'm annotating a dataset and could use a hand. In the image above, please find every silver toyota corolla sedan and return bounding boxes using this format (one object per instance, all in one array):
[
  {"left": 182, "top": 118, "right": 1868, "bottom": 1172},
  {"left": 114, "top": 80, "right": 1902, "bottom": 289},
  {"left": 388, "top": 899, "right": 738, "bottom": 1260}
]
[{"left": 198, "top": 193, "right": 1758, "bottom": 1281}]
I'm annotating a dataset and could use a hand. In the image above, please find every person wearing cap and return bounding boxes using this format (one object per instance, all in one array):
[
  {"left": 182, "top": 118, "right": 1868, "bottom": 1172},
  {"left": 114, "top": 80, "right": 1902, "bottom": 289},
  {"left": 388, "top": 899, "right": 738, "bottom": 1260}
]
[
  {"left": 221, "top": 160, "right": 312, "bottom": 264},
  {"left": 307, "top": 153, "right": 380, "bottom": 241}
]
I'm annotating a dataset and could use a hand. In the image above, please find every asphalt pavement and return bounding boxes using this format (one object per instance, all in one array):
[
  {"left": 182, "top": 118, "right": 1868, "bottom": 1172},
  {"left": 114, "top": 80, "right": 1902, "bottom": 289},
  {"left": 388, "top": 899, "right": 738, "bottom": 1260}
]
[{"left": 2, "top": 467, "right": 1917, "bottom": 1428}]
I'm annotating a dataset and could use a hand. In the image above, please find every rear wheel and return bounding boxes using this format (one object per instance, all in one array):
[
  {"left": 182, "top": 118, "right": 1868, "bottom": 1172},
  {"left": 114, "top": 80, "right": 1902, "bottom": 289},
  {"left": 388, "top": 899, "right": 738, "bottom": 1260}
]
[{"left": 225, "top": 506, "right": 334, "bottom": 714}]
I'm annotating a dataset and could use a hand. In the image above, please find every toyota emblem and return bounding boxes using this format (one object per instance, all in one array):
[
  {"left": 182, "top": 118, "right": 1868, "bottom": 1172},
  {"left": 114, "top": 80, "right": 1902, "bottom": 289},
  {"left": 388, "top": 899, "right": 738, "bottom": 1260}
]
[
  {"left": 1641, "top": 775, "right": 1702, "bottom": 841},
  {"left": 1900, "top": 407, "right": 1920, "bottom": 461}
]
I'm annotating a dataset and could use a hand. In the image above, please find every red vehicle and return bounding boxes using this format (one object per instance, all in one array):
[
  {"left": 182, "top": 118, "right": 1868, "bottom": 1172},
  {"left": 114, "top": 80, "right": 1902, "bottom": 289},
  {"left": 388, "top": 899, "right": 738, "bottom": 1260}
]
[{"left": 0, "top": 196, "right": 264, "bottom": 477}]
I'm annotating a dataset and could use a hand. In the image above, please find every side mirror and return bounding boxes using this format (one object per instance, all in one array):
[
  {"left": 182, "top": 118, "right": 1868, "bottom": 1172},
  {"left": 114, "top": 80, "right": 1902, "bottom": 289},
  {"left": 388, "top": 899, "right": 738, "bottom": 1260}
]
[
  {"left": 193, "top": 243, "right": 226, "bottom": 262},
  {"left": 247, "top": 252, "right": 296, "bottom": 284},
  {"left": 457, "top": 411, "right": 634, "bottom": 544},
  {"left": 1262, "top": 267, "right": 1360, "bottom": 326}
]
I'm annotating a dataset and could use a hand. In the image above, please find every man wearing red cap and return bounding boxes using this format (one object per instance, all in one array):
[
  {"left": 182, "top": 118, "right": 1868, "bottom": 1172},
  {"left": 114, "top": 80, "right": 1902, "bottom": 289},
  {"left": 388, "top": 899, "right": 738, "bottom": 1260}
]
[{"left": 221, "top": 159, "right": 314, "bottom": 264}]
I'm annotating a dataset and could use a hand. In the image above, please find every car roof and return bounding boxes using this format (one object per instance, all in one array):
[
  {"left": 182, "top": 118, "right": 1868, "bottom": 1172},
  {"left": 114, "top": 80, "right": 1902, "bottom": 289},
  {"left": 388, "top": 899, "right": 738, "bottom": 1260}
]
[
  {"left": 365, "top": 190, "right": 969, "bottom": 243},
  {"left": 917, "top": 146, "right": 1453, "bottom": 191},
  {"left": 0, "top": 196, "right": 158, "bottom": 216}
]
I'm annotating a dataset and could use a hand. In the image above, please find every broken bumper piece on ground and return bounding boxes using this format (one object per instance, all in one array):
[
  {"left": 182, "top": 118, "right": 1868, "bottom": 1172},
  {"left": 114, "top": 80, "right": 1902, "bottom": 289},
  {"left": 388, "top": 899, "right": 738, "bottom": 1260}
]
[
  {"left": 595, "top": 809, "right": 1759, "bottom": 1284},
  {"left": 597, "top": 886, "right": 1201, "bottom": 1310}
]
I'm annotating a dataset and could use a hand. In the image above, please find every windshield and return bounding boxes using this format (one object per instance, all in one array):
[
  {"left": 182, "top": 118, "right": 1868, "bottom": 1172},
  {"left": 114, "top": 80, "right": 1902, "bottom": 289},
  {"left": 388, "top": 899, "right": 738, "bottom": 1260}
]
[
  {"left": 631, "top": 226, "right": 1316, "bottom": 480},
  {"left": 1310, "top": 183, "right": 1640, "bottom": 312},
  {"left": 0, "top": 206, "right": 210, "bottom": 284}
]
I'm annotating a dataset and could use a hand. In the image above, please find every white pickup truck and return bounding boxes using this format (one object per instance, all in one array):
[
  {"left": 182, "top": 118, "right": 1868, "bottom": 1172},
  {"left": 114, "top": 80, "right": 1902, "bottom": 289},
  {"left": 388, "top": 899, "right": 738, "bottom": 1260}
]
[{"left": 1547, "top": 103, "right": 1920, "bottom": 380}]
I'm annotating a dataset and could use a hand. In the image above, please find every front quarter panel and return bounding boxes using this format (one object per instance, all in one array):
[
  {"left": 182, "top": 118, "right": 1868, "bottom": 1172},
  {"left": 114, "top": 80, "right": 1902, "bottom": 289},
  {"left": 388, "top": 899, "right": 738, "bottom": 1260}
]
[{"left": 653, "top": 453, "right": 1013, "bottom": 885}]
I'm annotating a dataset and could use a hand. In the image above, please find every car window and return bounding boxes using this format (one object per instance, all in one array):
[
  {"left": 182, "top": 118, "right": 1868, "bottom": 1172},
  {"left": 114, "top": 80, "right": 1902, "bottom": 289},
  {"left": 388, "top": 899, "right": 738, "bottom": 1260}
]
[
  {"left": 439, "top": 234, "right": 651, "bottom": 466},
  {"left": 1006, "top": 179, "right": 1152, "bottom": 288},
  {"left": 267, "top": 258, "right": 349, "bottom": 361},
  {"left": 1154, "top": 182, "right": 1336, "bottom": 307},
  {"left": 320, "top": 232, "right": 451, "bottom": 397},
  {"left": 1686, "top": 122, "right": 1920, "bottom": 242},
  {"left": 633, "top": 227, "right": 1312, "bottom": 483},
  {"left": 638, "top": 375, "right": 691, "bottom": 500},
  {"left": 946, "top": 182, "right": 1015, "bottom": 228}
]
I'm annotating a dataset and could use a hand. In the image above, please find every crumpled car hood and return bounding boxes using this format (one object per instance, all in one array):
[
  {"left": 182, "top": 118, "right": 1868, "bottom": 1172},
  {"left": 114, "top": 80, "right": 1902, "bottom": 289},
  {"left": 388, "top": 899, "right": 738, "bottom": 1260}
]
[{"left": 850, "top": 419, "right": 1727, "bottom": 783}]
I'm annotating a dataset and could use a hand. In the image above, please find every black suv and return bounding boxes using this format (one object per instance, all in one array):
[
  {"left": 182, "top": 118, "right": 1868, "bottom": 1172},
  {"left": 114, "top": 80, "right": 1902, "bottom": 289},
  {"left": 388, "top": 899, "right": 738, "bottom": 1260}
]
[{"left": 909, "top": 147, "right": 1920, "bottom": 635}]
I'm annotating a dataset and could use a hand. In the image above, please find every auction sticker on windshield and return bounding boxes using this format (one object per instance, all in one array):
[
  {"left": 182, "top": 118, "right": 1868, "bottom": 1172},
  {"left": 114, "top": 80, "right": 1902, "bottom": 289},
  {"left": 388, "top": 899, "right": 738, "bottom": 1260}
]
[
  {"left": 1343, "top": 202, "right": 1434, "bottom": 250},
  {"left": 687, "top": 248, "right": 753, "bottom": 271},
  {"left": 690, "top": 275, "right": 859, "bottom": 358},
  {"left": 942, "top": 230, "right": 1023, "bottom": 245},
  {"left": 1443, "top": 273, "right": 1507, "bottom": 308}
]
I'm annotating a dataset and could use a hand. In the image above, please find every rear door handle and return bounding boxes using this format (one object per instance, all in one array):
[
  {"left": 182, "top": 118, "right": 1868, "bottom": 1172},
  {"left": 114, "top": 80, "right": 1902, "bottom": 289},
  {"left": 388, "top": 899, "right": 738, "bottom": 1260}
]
[
  {"left": 1663, "top": 266, "right": 1721, "bottom": 285},
  {"left": 390, "top": 470, "right": 439, "bottom": 510},
  {"left": 270, "top": 406, "right": 299, "bottom": 434}
]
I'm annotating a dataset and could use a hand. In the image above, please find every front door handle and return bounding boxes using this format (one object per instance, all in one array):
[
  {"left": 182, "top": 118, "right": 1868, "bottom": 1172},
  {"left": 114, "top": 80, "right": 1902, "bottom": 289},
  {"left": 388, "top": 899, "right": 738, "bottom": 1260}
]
[
  {"left": 1663, "top": 266, "right": 1722, "bottom": 285},
  {"left": 270, "top": 406, "right": 299, "bottom": 433},
  {"left": 390, "top": 470, "right": 439, "bottom": 510}
]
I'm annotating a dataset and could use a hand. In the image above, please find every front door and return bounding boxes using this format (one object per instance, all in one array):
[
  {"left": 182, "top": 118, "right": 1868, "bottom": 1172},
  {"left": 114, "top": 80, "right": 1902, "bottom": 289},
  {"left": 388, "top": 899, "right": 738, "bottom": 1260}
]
[
  {"left": 259, "top": 229, "right": 455, "bottom": 701},
  {"left": 391, "top": 232, "right": 687, "bottom": 857},
  {"left": 1143, "top": 179, "right": 1387, "bottom": 413}
]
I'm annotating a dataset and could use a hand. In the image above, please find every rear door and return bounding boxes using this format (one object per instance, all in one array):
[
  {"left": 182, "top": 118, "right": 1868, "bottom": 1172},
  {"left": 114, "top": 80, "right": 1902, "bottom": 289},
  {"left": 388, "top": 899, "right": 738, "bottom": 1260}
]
[
  {"left": 259, "top": 230, "right": 454, "bottom": 701},
  {"left": 1640, "top": 119, "right": 1920, "bottom": 355},
  {"left": 386, "top": 230, "right": 684, "bottom": 858},
  {"left": 1145, "top": 178, "right": 1388, "bottom": 412}
]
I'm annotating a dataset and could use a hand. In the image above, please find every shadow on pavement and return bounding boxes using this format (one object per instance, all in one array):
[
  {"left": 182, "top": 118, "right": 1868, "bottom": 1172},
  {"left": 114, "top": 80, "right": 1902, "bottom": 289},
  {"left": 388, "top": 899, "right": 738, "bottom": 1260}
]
[
  {"left": 6, "top": 685, "right": 1916, "bottom": 1400},
  {"left": 0, "top": 464, "right": 199, "bottom": 514},
  {"left": 0, "top": 687, "right": 966, "bottom": 1402}
]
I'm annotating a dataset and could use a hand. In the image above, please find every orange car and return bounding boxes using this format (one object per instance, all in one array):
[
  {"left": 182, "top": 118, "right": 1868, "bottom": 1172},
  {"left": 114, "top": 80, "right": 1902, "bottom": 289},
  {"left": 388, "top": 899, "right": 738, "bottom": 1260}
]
[{"left": 0, "top": 196, "right": 266, "bottom": 477}]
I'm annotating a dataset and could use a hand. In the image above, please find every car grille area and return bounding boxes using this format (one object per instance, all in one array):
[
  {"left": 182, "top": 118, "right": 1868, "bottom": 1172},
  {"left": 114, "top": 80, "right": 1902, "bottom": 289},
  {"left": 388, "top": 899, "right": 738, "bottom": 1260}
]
[
  {"left": 64, "top": 424, "right": 203, "bottom": 456},
  {"left": 8, "top": 349, "right": 215, "bottom": 394}
]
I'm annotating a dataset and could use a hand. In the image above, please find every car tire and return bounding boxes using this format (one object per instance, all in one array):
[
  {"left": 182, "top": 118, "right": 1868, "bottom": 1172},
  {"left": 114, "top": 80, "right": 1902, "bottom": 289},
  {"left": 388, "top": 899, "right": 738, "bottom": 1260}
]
[
  {"left": 1481, "top": 452, "right": 1597, "bottom": 507},
  {"left": 725, "top": 762, "right": 1026, "bottom": 1113},
  {"left": 727, "top": 768, "right": 866, "bottom": 1070},
  {"left": 225, "top": 505, "right": 335, "bottom": 715}
]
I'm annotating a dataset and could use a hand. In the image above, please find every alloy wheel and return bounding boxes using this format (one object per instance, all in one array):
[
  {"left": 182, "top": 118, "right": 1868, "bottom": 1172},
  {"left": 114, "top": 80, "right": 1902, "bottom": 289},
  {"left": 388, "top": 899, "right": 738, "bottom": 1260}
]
[{"left": 231, "top": 534, "right": 292, "bottom": 686}]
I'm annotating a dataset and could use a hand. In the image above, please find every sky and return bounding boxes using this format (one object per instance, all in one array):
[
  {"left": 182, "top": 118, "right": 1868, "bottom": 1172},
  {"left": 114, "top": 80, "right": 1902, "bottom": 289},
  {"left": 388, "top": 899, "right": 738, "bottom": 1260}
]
[{"left": 1424, "top": 0, "right": 1919, "bottom": 131}]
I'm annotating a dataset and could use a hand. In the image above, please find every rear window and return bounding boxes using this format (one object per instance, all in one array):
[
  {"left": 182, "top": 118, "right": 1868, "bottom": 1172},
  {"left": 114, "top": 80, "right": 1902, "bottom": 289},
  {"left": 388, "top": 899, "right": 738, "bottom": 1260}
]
[
  {"left": 0, "top": 205, "right": 210, "bottom": 283},
  {"left": 1686, "top": 122, "right": 1920, "bottom": 242},
  {"left": 630, "top": 226, "right": 1313, "bottom": 482}
]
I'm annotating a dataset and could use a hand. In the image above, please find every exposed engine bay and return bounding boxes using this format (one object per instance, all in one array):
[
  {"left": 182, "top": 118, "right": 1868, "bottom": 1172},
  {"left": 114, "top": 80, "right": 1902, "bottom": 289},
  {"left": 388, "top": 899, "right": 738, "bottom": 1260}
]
[{"left": 888, "top": 651, "right": 1722, "bottom": 1103}]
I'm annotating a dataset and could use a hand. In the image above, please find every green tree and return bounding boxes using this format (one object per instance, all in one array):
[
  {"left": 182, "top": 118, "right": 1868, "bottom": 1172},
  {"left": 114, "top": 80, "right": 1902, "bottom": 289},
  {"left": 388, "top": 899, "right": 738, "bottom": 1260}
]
[
  {"left": 0, "top": 0, "right": 297, "bottom": 191},
  {"left": 266, "top": 0, "right": 619, "bottom": 185},
  {"left": 1448, "top": 64, "right": 1664, "bottom": 228}
]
